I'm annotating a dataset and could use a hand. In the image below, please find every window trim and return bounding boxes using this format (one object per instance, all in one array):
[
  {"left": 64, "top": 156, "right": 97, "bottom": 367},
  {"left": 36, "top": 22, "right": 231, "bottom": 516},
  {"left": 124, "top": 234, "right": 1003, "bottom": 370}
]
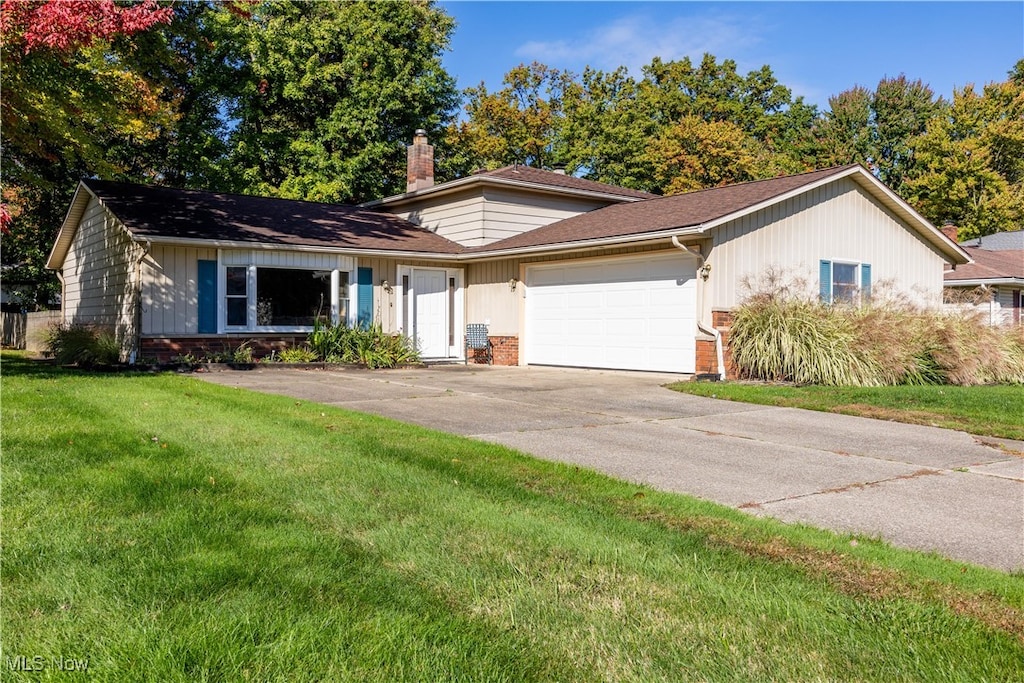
[{"left": 216, "top": 251, "right": 355, "bottom": 333}]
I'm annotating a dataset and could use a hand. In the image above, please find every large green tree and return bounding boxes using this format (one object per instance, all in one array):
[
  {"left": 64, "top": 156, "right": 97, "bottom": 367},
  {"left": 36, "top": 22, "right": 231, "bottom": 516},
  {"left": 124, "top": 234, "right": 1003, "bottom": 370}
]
[
  {"left": 214, "top": 0, "right": 459, "bottom": 204},
  {"left": 450, "top": 54, "right": 817, "bottom": 195},
  {"left": 902, "top": 63, "right": 1024, "bottom": 239},
  {"left": 811, "top": 76, "right": 945, "bottom": 194}
]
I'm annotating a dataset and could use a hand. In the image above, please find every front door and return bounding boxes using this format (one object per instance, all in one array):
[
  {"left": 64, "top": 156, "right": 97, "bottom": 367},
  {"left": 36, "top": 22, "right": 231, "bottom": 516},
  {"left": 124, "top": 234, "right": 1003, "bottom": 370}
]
[{"left": 412, "top": 268, "right": 448, "bottom": 357}]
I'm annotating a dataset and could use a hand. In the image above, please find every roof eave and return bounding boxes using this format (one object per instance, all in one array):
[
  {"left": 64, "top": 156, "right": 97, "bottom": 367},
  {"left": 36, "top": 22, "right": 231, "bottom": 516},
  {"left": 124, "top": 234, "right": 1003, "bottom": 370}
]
[
  {"left": 463, "top": 225, "right": 706, "bottom": 261},
  {"left": 944, "top": 277, "right": 1024, "bottom": 287},
  {"left": 46, "top": 181, "right": 96, "bottom": 270},
  {"left": 364, "top": 175, "right": 650, "bottom": 209},
  {"left": 137, "top": 235, "right": 464, "bottom": 260}
]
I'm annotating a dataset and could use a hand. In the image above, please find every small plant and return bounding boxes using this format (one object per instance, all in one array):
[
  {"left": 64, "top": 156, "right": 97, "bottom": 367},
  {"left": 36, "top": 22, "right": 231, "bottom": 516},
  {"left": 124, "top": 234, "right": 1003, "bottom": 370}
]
[
  {"left": 279, "top": 347, "right": 317, "bottom": 363},
  {"left": 171, "top": 352, "right": 199, "bottom": 365},
  {"left": 232, "top": 341, "right": 254, "bottom": 364},
  {"left": 44, "top": 323, "right": 121, "bottom": 367}
]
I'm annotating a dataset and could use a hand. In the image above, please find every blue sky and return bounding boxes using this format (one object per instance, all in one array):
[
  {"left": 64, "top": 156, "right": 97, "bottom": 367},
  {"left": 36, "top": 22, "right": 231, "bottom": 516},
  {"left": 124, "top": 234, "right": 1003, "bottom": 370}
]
[{"left": 439, "top": 1, "right": 1023, "bottom": 111}]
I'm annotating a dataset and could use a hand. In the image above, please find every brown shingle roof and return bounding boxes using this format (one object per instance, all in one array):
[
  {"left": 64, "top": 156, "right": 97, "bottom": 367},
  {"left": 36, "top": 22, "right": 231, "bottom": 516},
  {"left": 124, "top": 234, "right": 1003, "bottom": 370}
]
[
  {"left": 83, "top": 179, "right": 464, "bottom": 254},
  {"left": 475, "top": 165, "right": 657, "bottom": 199},
  {"left": 945, "top": 247, "right": 1024, "bottom": 282},
  {"left": 470, "top": 165, "right": 859, "bottom": 252}
]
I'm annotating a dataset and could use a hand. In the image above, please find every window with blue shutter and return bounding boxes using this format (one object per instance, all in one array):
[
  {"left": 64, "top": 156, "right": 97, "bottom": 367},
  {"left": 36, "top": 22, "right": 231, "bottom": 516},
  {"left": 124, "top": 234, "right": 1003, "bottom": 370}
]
[
  {"left": 821, "top": 260, "right": 871, "bottom": 305},
  {"left": 197, "top": 260, "right": 217, "bottom": 333}
]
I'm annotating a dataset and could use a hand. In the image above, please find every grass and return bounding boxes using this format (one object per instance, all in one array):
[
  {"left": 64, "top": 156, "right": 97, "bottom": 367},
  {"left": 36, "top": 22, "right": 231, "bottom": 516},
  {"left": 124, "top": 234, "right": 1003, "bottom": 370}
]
[
  {"left": 668, "top": 381, "right": 1024, "bottom": 441},
  {"left": 3, "top": 352, "right": 1023, "bottom": 681}
]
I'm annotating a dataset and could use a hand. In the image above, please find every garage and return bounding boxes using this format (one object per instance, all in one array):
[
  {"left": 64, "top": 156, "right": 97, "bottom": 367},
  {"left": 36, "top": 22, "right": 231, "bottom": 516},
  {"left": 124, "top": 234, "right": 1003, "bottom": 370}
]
[{"left": 524, "top": 252, "right": 697, "bottom": 373}]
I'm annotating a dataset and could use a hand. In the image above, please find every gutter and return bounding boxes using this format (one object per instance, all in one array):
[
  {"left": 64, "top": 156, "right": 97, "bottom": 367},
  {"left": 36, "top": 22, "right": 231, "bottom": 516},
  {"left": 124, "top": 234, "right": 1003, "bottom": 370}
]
[{"left": 671, "top": 235, "right": 724, "bottom": 381}]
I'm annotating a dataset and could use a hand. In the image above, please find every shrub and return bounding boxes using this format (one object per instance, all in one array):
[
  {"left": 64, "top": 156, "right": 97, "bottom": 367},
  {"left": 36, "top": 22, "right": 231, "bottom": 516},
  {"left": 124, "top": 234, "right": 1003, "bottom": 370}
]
[
  {"left": 44, "top": 323, "right": 122, "bottom": 367},
  {"left": 307, "top": 320, "right": 419, "bottom": 368},
  {"left": 278, "top": 347, "right": 318, "bottom": 363},
  {"left": 731, "top": 272, "right": 1023, "bottom": 386}
]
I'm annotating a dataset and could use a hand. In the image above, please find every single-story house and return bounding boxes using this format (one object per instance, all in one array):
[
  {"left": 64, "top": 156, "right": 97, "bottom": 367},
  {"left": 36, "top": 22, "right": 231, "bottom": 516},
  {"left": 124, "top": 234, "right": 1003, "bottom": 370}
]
[
  {"left": 943, "top": 229, "right": 1023, "bottom": 326},
  {"left": 47, "top": 132, "right": 970, "bottom": 375}
]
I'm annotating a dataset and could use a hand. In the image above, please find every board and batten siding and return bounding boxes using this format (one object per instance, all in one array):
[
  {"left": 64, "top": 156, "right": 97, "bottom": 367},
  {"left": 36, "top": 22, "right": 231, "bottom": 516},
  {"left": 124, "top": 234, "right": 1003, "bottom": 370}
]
[
  {"left": 61, "top": 196, "right": 144, "bottom": 357},
  {"left": 141, "top": 245, "right": 217, "bottom": 335},
  {"left": 466, "top": 244, "right": 681, "bottom": 335},
  {"left": 708, "top": 177, "right": 948, "bottom": 312}
]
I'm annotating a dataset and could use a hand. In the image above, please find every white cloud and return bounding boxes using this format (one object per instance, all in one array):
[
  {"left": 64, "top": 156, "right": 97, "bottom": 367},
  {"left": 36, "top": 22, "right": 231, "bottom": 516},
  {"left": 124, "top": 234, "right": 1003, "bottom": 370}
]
[{"left": 514, "top": 9, "right": 768, "bottom": 76}]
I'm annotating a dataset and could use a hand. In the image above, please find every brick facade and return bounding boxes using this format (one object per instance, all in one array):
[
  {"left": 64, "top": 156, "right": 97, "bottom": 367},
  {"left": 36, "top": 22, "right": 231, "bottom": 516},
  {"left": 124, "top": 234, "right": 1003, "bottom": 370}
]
[
  {"left": 489, "top": 336, "right": 519, "bottom": 366},
  {"left": 692, "top": 311, "right": 737, "bottom": 378},
  {"left": 467, "top": 335, "right": 519, "bottom": 366},
  {"left": 140, "top": 335, "right": 307, "bottom": 362}
]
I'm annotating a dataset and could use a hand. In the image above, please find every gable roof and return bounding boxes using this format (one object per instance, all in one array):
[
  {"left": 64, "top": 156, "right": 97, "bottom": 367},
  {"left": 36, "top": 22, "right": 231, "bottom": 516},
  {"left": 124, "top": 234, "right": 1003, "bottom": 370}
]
[
  {"left": 944, "top": 247, "right": 1024, "bottom": 285},
  {"left": 365, "top": 164, "right": 656, "bottom": 207},
  {"left": 48, "top": 179, "right": 464, "bottom": 269},
  {"left": 468, "top": 164, "right": 971, "bottom": 265}
]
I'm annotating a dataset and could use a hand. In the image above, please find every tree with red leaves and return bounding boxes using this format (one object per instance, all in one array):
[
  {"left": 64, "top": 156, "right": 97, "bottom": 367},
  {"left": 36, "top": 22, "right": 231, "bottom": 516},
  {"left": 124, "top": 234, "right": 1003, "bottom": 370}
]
[
  {"left": 0, "top": 0, "right": 173, "bottom": 302},
  {"left": 0, "top": 0, "right": 172, "bottom": 54}
]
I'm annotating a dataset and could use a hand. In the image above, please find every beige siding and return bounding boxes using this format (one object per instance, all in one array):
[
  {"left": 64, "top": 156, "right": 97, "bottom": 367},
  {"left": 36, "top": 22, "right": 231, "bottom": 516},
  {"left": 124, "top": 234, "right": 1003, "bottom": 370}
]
[
  {"left": 708, "top": 177, "right": 948, "bottom": 313},
  {"left": 389, "top": 189, "right": 487, "bottom": 246},
  {"left": 466, "top": 244, "right": 680, "bottom": 335},
  {"left": 479, "top": 188, "right": 612, "bottom": 246},
  {"left": 141, "top": 245, "right": 217, "bottom": 335},
  {"left": 61, "top": 197, "right": 143, "bottom": 358},
  {"left": 387, "top": 186, "right": 613, "bottom": 247}
]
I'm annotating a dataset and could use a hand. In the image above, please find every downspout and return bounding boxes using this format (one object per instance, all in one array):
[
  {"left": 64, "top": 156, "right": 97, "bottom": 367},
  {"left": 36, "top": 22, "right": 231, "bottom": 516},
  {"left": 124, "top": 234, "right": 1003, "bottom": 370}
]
[
  {"left": 130, "top": 239, "right": 151, "bottom": 364},
  {"left": 672, "top": 235, "right": 724, "bottom": 380}
]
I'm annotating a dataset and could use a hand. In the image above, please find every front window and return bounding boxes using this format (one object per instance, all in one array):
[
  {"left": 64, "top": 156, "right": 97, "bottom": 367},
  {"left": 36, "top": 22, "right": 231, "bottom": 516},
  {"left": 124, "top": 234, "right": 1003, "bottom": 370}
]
[
  {"left": 256, "top": 268, "right": 331, "bottom": 327},
  {"left": 223, "top": 264, "right": 349, "bottom": 330}
]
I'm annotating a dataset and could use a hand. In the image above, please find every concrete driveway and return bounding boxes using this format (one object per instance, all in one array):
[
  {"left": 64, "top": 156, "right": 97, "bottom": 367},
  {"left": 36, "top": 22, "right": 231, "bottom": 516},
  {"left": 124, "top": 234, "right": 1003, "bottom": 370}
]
[{"left": 197, "top": 364, "right": 1024, "bottom": 572}]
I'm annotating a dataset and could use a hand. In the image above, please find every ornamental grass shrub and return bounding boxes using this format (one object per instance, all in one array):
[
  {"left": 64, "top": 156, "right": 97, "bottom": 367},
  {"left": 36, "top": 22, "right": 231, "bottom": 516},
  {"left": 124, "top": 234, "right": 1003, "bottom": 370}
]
[
  {"left": 43, "top": 323, "right": 122, "bottom": 367},
  {"left": 730, "top": 270, "right": 1024, "bottom": 386}
]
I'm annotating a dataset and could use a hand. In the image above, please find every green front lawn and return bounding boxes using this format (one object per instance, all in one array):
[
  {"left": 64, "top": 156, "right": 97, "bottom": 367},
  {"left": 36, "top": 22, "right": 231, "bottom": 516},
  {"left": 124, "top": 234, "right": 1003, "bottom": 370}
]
[
  {"left": 4, "top": 353, "right": 1023, "bottom": 681},
  {"left": 669, "top": 381, "right": 1024, "bottom": 441}
]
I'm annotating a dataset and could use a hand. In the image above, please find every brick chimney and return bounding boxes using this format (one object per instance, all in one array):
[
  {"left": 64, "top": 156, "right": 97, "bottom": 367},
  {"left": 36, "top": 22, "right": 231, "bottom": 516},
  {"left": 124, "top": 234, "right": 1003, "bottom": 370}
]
[
  {"left": 940, "top": 221, "right": 959, "bottom": 244},
  {"left": 406, "top": 129, "right": 434, "bottom": 193}
]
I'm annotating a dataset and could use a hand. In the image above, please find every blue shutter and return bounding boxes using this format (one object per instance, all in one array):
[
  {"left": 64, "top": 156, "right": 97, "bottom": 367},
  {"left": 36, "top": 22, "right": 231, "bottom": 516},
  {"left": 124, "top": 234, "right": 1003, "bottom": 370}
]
[
  {"left": 819, "top": 260, "right": 832, "bottom": 303},
  {"left": 197, "top": 260, "right": 217, "bottom": 333},
  {"left": 357, "top": 267, "right": 373, "bottom": 327},
  {"left": 860, "top": 263, "right": 872, "bottom": 303}
]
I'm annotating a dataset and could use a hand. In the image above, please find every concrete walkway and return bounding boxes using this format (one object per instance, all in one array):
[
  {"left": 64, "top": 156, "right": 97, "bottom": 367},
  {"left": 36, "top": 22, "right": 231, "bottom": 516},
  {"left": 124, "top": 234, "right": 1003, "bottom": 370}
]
[{"left": 196, "top": 364, "right": 1024, "bottom": 572}]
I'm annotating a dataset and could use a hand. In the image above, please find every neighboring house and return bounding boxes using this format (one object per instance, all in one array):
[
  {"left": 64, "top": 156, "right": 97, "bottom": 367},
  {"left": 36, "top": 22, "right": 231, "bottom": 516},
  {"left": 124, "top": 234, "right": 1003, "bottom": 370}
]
[
  {"left": 943, "top": 228, "right": 1023, "bottom": 326},
  {"left": 958, "top": 229, "right": 1024, "bottom": 251},
  {"left": 47, "top": 133, "right": 969, "bottom": 375}
]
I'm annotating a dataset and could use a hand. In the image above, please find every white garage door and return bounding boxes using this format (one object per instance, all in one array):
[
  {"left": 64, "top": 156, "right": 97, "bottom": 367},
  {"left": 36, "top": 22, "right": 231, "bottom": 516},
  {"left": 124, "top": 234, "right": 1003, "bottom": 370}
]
[{"left": 525, "top": 253, "right": 697, "bottom": 373}]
